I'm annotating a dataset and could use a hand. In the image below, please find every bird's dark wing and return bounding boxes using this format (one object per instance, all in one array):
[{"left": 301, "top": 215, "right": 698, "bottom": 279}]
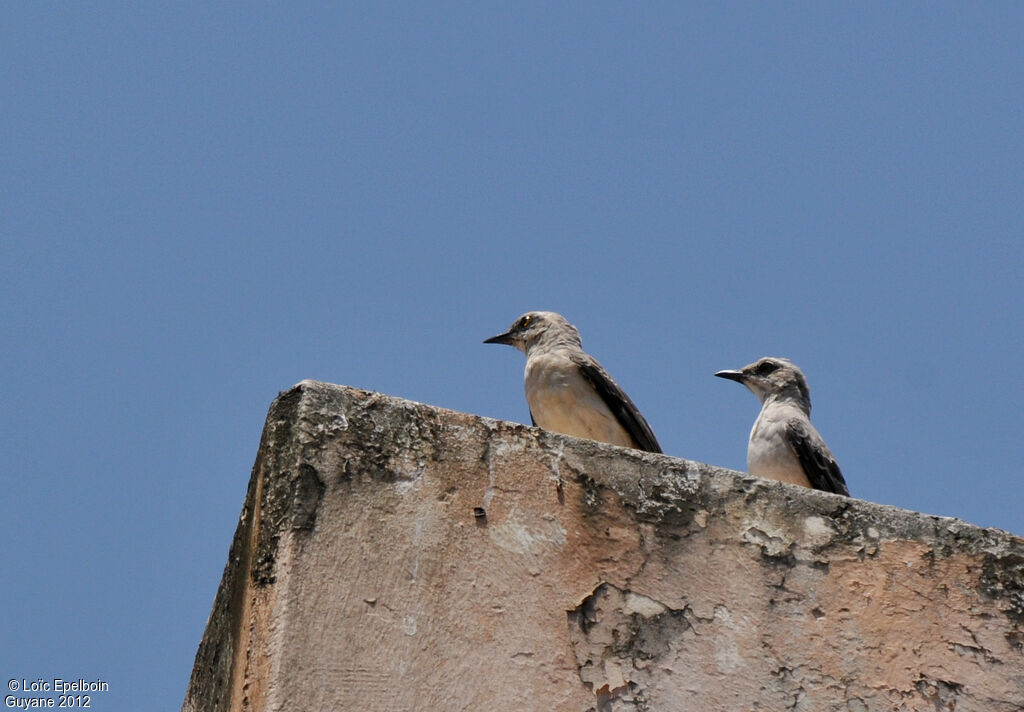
[
  {"left": 530, "top": 411, "right": 537, "bottom": 427},
  {"left": 785, "top": 419, "right": 849, "bottom": 495},
  {"left": 570, "top": 353, "right": 662, "bottom": 453}
]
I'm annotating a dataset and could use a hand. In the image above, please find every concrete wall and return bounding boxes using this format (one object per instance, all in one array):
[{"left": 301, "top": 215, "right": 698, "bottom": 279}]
[{"left": 182, "top": 381, "right": 1024, "bottom": 712}]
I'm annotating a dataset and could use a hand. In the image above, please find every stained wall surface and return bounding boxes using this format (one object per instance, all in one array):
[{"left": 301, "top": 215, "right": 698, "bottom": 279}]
[{"left": 183, "top": 381, "right": 1024, "bottom": 712}]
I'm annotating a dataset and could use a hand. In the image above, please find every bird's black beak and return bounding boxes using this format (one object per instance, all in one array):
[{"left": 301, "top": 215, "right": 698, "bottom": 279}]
[
  {"left": 484, "top": 331, "right": 515, "bottom": 346},
  {"left": 714, "top": 369, "right": 746, "bottom": 383}
]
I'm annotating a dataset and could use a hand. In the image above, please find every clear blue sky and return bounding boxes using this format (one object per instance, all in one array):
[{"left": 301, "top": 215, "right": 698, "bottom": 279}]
[{"left": 2, "top": 4, "right": 1022, "bottom": 710}]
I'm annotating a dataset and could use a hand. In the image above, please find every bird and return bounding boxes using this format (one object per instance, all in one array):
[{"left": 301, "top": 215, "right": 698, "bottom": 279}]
[
  {"left": 715, "top": 357, "right": 849, "bottom": 495},
  {"left": 484, "top": 311, "right": 662, "bottom": 453}
]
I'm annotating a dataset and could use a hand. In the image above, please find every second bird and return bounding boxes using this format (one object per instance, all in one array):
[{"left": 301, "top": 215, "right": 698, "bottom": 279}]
[
  {"left": 715, "top": 357, "right": 849, "bottom": 496},
  {"left": 485, "top": 311, "right": 662, "bottom": 453}
]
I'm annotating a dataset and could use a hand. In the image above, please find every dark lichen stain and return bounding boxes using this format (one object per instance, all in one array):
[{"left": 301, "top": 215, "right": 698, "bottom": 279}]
[
  {"left": 633, "top": 478, "right": 702, "bottom": 530},
  {"left": 579, "top": 475, "right": 604, "bottom": 512},
  {"left": 759, "top": 547, "right": 830, "bottom": 574},
  {"left": 292, "top": 463, "right": 325, "bottom": 532},
  {"left": 252, "top": 536, "right": 279, "bottom": 586},
  {"left": 979, "top": 552, "right": 1024, "bottom": 626},
  {"left": 1006, "top": 630, "right": 1024, "bottom": 651}
]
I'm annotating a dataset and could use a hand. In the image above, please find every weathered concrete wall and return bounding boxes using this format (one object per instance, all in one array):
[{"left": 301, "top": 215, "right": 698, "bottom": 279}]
[{"left": 183, "top": 381, "right": 1024, "bottom": 712}]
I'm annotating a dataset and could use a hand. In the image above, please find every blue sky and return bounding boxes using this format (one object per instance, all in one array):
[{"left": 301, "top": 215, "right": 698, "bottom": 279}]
[{"left": 2, "top": 4, "right": 1022, "bottom": 710}]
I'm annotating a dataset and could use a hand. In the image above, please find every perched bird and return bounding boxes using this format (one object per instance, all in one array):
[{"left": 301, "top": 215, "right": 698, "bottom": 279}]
[
  {"left": 484, "top": 311, "right": 661, "bottom": 453},
  {"left": 715, "top": 357, "right": 849, "bottom": 495}
]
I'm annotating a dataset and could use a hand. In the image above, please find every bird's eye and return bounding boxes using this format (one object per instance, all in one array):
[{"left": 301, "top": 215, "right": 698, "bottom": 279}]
[
  {"left": 519, "top": 315, "right": 532, "bottom": 329},
  {"left": 755, "top": 360, "right": 779, "bottom": 375}
]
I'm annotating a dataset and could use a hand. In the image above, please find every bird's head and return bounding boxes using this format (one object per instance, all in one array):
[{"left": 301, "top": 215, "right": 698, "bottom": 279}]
[
  {"left": 715, "top": 357, "right": 812, "bottom": 409},
  {"left": 484, "top": 311, "right": 581, "bottom": 354}
]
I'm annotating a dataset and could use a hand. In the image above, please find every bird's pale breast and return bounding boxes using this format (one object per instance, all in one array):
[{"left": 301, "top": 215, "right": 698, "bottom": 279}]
[
  {"left": 524, "top": 352, "right": 635, "bottom": 448},
  {"left": 747, "top": 408, "right": 811, "bottom": 488}
]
